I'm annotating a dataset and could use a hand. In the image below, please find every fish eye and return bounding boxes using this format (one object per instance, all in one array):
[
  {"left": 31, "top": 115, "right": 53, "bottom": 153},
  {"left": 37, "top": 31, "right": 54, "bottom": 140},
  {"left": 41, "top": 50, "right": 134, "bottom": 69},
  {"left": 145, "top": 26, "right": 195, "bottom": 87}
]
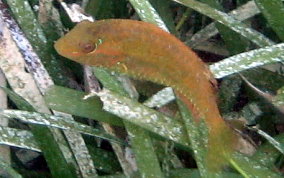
[{"left": 79, "top": 42, "right": 95, "bottom": 53}]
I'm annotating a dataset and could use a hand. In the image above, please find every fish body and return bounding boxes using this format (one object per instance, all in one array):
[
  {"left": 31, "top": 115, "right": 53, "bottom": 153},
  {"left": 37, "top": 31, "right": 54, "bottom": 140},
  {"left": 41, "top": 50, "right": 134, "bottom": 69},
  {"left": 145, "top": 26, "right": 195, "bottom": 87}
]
[{"left": 55, "top": 19, "right": 237, "bottom": 170}]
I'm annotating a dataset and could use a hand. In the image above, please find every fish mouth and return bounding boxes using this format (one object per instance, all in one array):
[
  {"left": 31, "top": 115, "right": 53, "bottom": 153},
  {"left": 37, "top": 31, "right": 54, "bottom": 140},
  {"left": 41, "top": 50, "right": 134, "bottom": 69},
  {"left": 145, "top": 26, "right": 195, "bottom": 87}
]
[{"left": 54, "top": 39, "right": 84, "bottom": 60}]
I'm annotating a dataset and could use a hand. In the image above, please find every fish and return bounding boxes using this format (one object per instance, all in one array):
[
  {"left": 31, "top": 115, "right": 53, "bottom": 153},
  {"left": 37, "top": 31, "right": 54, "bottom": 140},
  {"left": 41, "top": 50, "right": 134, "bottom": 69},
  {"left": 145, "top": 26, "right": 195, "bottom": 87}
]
[{"left": 54, "top": 19, "right": 237, "bottom": 171}]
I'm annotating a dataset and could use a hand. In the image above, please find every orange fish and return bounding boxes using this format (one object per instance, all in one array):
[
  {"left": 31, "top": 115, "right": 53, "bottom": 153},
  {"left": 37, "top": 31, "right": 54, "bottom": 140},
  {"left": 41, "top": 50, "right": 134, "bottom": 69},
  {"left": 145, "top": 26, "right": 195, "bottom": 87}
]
[{"left": 55, "top": 19, "right": 237, "bottom": 171}]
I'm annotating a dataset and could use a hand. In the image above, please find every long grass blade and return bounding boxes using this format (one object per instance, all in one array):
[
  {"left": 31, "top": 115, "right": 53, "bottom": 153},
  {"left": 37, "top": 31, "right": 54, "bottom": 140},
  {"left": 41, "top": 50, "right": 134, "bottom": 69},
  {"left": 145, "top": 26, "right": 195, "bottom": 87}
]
[
  {"left": 210, "top": 43, "right": 284, "bottom": 78},
  {"left": 255, "top": 0, "right": 284, "bottom": 41},
  {"left": 173, "top": 0, "right": 274, "bottom": 47}
]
